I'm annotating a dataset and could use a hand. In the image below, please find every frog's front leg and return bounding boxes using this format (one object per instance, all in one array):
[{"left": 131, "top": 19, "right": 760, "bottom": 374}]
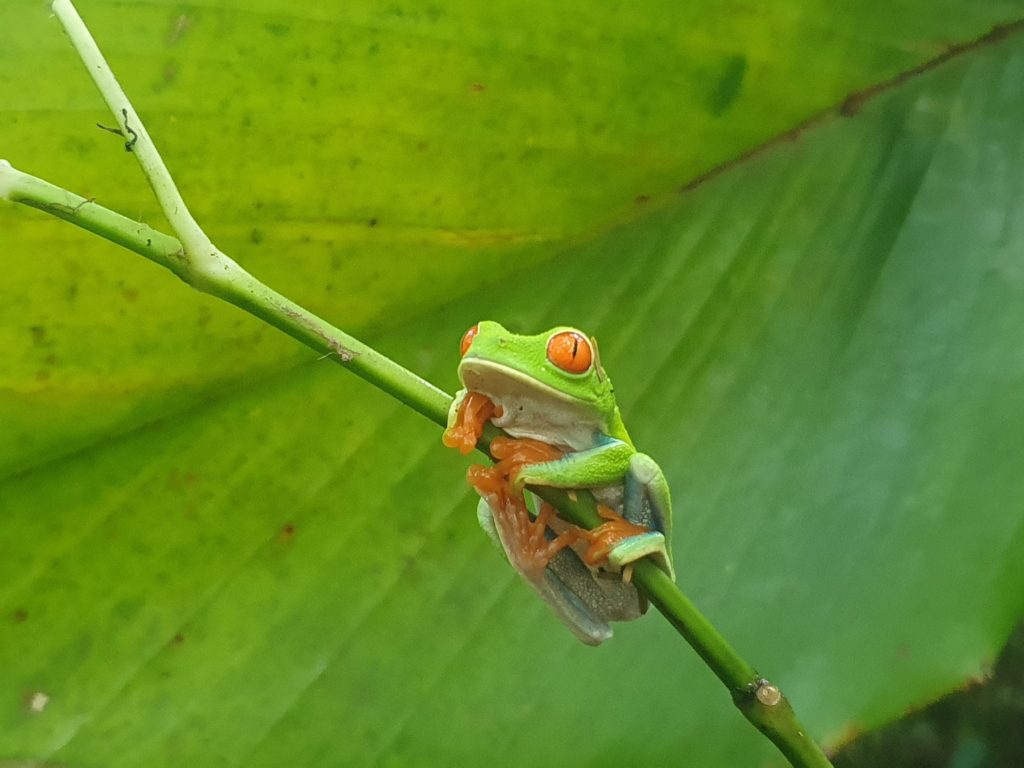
[
  {"left": 443, "top": 389, "right": 500, "bottom": 455},
  {"left": 513, "top": 440, "right": 674, "bottom": 579},
  {"left": 511, "top": 436, "right": 635, "bottom": 490}
]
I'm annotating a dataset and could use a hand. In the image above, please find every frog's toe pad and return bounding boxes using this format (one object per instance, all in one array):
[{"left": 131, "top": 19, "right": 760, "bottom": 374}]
[{"left": 607, "top": 532, "right": 673, "bottom": 578}]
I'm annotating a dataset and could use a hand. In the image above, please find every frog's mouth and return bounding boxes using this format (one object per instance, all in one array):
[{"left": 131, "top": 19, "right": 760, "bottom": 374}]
[
  {"left": 459, "top": 358, "right": 584, "bottom": 408},
  {"left": 458, "top": 358, "right": 603, "bottom": 448}
]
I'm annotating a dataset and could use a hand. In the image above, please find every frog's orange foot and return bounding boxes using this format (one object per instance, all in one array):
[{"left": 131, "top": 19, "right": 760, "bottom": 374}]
[
  {"left": 489, "top": 498, "right": 584, "bottom": 578},
  {"left": 581, "top": 506, "right": 651, "bottom": 568},
  {"left": 531, "top": 503, "right": 587, "bottom": 566},
  {"left": 490, "top": 436, "right": 563, "bottom": 485},
  {"left": 442, "top": 391, "right": 501, "bottom": 455}
]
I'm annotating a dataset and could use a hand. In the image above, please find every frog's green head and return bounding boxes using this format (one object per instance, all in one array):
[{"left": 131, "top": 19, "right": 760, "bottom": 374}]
[{"left": 456, "top": 321, "right": 619, "bottom": 444}]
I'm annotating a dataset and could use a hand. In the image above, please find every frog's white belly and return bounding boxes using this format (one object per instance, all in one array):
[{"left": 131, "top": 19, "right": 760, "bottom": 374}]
[
  {"left": 459, "top": 359, "right": 609, "bottom": 452},
  {"left": 491, "top": 397, "right": 602, "bottom": 453}
]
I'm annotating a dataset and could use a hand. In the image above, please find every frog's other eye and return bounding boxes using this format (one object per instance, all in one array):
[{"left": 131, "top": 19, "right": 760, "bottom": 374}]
[
  {"left": 460, "top": 324, "right": 480, "bottom": 356},
  {"left": 547, "top": 330, "right": 593, "bottom": 374}
]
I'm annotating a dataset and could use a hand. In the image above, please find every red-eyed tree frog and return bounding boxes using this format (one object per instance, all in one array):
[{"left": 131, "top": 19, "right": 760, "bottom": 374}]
[{"left": 444, "top": 321, "right": 674, "bottom": 645}]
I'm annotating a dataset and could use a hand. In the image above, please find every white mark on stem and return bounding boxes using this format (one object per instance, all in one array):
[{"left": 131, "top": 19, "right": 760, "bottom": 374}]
[{"left": 755, "top": 680, "right": 782, "bottom": 707}]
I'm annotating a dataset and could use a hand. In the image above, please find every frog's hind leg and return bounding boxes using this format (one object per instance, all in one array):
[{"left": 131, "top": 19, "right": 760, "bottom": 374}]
[
  {"left": 476, "top": 497, "right": 578, "bottom": 574},
  {"left": 606, "top": 452, "right": 674, "bottom": 579},
  {"left": 539, "top": 548, "right": 643, "bottom": 645},
  {"left": 476, "top": 497, "right": 632, "bottom": 645}
]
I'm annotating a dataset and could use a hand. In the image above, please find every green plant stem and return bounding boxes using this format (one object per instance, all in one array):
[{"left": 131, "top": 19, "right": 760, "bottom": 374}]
[
  {"left": 635, "top": 560, "right": 831, "bottom": 767},
  {"left": 0, "top": 3, "right": 836, "bottom": 766}
]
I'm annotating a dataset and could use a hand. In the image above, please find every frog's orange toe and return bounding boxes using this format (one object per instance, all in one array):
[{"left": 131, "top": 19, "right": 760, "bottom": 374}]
[
  {"left": 443, "top": 391, "right": 499, "bottom": 455},
  {"left": 581, "top": 506, "right": 650, "bottom": 567},
  {"left": 442, "top": 424, "right": 477, "bottom": 455},
  {"left": 490, "top": 436, "right": 563, "bottom": 484}
]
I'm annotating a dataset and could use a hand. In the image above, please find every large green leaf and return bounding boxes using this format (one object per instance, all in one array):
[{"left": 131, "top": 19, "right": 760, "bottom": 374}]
[{"left": 2, "top": 2, "right": 1024, "bottom": 767}]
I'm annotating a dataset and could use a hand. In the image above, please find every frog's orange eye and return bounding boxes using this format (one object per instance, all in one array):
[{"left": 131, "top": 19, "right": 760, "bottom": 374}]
[
  {"left": 460, "top": 324, "right": 479, "bottom": 356},
  {"left": 547, "top": 330, "right": 593, "bottom": 374}
]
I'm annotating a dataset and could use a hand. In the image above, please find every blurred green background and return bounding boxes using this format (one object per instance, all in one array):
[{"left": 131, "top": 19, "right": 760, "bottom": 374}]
[{"left": 2, "top": 1, "right": 1023, "bottom": 766}]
